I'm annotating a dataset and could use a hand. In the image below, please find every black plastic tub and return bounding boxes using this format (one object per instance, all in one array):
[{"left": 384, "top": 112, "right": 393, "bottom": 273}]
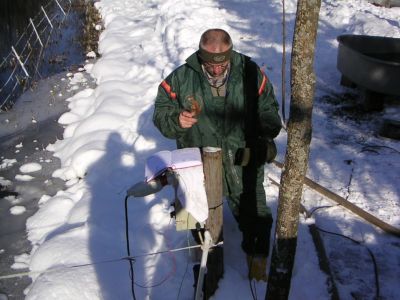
[
  {"left": 337, "top": 34, "right": 400, "bottom": 97},
  {"left": 368, "top": 0, "right": 400, "bottom": 7}
]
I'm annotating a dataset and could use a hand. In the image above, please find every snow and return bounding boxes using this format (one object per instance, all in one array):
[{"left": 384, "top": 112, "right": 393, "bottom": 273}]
[
  {"left": 11, "top": 253, "right": 30, "bottom": 270},
  {"left": 0, "top": 177, "right": 12, "bottom": 187},
  {"left": 9, "top": 205, "right": 26, "bottom": 215},
  {"left": 0, "top": 159, "right": 17, "bottom": 170},
  {"left": 15, "top": 174, "right": 35, "bottom": 182},
  {"left": 19, "top": 163, "right": 43, "bottom": 174},
  {"left": 3, "top": 0, "right": 397, "bottom": 299}
]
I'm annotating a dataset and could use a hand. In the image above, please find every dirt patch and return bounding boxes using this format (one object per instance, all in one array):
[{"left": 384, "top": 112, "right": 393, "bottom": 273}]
[
  {"left": 82, "top": 0, "right": 103, "bottom": 56},
  {"left": 320, "top": 92, "right": 382, "bottom": 123}
]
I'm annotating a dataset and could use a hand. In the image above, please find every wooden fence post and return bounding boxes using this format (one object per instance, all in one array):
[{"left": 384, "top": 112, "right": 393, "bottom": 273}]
[{"left": 202, "top": 147, "right": 223, "bottom": 299}]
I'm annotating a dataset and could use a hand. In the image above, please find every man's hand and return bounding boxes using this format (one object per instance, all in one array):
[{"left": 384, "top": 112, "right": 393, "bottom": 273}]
[{"left": 179, "top": 111, "right": 197, "bottom": 128}]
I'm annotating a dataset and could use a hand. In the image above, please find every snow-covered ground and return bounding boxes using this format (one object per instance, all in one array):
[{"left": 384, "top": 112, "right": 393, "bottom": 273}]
[
  {"left": 0, "top": 69, "right": 96, "bottom": 299},
  {"left": 1, "top": 0, "right": 399, "bottom": 299}
]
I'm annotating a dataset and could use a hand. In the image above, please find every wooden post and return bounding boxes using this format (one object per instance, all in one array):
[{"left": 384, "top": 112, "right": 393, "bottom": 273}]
[{"left": 202, "top": 147, "right": 223, "bottom": 299}]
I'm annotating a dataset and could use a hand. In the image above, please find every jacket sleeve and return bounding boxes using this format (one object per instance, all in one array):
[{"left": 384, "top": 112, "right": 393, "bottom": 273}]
[
  {"left": 152, "top": 74, "right": 188, "bottom": 139},
  {"left": 256, "top": 68, "right": 282, "bottom": 139}
]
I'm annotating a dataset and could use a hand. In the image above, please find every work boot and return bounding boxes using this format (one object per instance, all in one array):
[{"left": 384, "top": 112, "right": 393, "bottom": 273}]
[{"left": 246, "top": 255, "right": 268, "bottom": 282}]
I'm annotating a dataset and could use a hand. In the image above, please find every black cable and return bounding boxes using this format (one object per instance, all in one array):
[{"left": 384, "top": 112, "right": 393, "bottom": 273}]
[
  {"left": 124, "top": 195, "right": 179, "bottom": 296},
  {"left": 176, "top": 216, "right": 191, "bottom": 300},
  {"left": 249, "top": 276, "right": 257, "bottom": 300},
  {"left": 208, "top": 201, "right": 224, "bottom": 210},
  {"left": 316, "top": 226, "right": 380, "bottom": 299},
  {"left": 303, "top": 204, "right": 380, "bottom": 299},
  {"left": 307, "top": 205, "right": 335, "bottom": 218},
  {"left": 125, "top": 195, "right": 137, "bottom": 300},
  {"left": 248, "top": 261, "right": 257, "bottom": 300},
  {"left": 248, "top": 243, "right": 258, "bottom": 300},
  {"left": 176, "top": 248, "right": 189, "bottom": 300}
]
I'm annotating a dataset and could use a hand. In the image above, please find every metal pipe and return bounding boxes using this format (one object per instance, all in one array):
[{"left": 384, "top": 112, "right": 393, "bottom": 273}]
[
  {"left": 195, "top": 231, "right": 212, "bottom": 300},
  {"left": 11, "top": 46, "right": 29, "bottom": 77}
]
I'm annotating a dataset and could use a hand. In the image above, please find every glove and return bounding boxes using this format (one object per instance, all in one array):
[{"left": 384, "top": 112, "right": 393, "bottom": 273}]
[{"left": 246, "top": 255, "right": 268, "bottom": 282}]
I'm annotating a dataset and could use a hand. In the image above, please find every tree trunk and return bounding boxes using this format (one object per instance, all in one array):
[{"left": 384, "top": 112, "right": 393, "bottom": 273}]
[{"left": 266, "top": 0, "right": 321, "bottom": 299}]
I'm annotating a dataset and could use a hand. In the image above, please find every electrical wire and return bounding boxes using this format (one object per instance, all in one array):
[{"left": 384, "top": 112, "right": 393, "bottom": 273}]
[
  {"left": 124, "top": 195, "right": 137, "bottom": 300},
  {"left": 124, "top": 195, "right": 185, "bottom": 299},
  {"left": 248, "top": 260, "right": 258, "bottom": 300},
  {"left": 316, "top": 226, "right": 380, "bottom": 299},
  {"left": 304, "top": 205, "right": 380, "bottom": 299},
  {"left": 248, "top": 242, "right": 259, "bottom": 300},
  {"left": 0, "top": 238, "right": 211, "bottom": 281},
  {"left": 176, "top": 213, "right": 192, "bottom": 299}
]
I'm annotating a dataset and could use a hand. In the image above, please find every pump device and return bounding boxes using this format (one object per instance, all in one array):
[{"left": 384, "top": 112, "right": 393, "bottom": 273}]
[
  {"left": 126, "top": 171, "right": 200, "bottom": 231},
  {"left": 126, "top": 171, "right": 177, "bottom": 198},
  {"left": 125, "top": 170, "right": 213, "bottom": 300}
]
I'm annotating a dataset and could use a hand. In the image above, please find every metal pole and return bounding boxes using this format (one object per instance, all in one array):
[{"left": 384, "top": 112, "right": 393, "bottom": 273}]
[
  {"left": 11, "top": 46, "right": 29, "bottom": 77},
  {"left": 41, "top": 6, "right": 54, "bottom": 29},
  {"left": 194, "top": 231, "right": 212, "bottom": 300},
  {"left": 54, "top": 0, "right": 66, "bottom": 16},
  {"left": 29, "top": 18, "right": 43, "bottom": 48}
]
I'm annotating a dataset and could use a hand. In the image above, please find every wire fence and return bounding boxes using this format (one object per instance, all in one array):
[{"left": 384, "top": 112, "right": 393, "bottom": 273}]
[{"left": 0, "top": 0, "right": 75, "bottom": 111}]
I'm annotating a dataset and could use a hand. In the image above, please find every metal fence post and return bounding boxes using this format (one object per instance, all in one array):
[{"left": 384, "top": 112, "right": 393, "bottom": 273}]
[
  {"left": 54, "top": 0, "right": 66, "bottom": 16},
  {"left": 41, "top": 6, "right": 54, "bottom": 29},
  {"left": 11, "top": 47, "right": 30, "bottom": 77},
  {"left": 29, "top": 18, "right": 44, "bottom": 48}
]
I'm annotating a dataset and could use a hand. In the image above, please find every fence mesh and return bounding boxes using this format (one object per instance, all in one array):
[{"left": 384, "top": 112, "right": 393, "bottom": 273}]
[{"left": 0, "top": 0, "right": 79, "bottom": 111}]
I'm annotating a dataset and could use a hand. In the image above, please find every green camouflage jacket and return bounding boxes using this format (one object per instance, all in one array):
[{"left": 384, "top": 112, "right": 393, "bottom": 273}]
[{"left": 153, "top": 50, "right": 281, "bottom": 196}]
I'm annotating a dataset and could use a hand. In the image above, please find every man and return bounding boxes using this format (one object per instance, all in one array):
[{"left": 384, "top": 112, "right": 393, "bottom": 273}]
[{"left": 153, "top": 28, "right": 282, "bottom": 281}]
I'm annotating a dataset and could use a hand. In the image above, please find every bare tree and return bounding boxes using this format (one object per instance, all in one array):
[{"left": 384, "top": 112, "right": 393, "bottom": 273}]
[{"left": 265, "top": 0, "right": 322, "bottom": 299}]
